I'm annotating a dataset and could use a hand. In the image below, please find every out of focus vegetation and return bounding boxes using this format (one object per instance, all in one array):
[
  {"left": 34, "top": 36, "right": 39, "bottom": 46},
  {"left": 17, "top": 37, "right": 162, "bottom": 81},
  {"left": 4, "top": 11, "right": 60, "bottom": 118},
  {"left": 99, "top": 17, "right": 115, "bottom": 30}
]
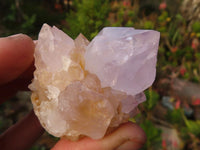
[{"left": 0, "top": 0, "right": 200, "bottom": 149}]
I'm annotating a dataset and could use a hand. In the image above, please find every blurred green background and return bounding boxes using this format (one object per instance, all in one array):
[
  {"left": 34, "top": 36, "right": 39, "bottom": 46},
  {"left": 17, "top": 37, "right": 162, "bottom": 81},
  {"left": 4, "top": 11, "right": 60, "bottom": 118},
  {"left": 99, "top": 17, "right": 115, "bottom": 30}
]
[{"left": 0, "top": 0, "right": 200, "bottom": 149}]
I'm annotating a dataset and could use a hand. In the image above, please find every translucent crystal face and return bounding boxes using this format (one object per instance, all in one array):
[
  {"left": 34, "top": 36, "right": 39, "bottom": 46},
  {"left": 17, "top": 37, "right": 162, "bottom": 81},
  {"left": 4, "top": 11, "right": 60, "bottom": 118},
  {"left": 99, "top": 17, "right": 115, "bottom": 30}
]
[
  {"left": 29, "top": 24, "right": 160, "bottom": 140},
  {"left": 85, "top": 27, "right": 160, "bottom": 95}
]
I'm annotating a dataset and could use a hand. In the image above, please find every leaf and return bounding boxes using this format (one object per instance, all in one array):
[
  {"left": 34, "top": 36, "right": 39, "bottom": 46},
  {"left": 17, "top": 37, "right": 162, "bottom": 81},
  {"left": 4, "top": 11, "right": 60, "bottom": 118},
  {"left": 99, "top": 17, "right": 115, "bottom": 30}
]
[
  {"left": 158, "top": 11, "right": 168, "bottom": 22},
  {"left": 144, "top": 89, "right": 159, "bottom": 110},
  {"left": 166, "top": 109, "right": 184, "bottom": 125},
  {"left": 192, "top": 21, "right": 200, "bottom": 33},
  {"left": 144, "top": 21, "right": 154, "bottom": 29},
  {"left": 65, "top": 0, "right": 110, "bottom": 40},
  {"left": 184, "top": 119, "right": 200, "bottom": 136},
  {"left": 140, "top": 120, "right": 162, "bottom": 150}
]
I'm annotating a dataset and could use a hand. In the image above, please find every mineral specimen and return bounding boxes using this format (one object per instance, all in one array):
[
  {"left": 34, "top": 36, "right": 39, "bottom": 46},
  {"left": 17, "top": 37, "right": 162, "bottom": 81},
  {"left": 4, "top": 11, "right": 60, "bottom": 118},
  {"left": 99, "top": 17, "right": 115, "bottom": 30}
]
[{"left": 29, "top": 24, "right": 160, "bottom": 140}]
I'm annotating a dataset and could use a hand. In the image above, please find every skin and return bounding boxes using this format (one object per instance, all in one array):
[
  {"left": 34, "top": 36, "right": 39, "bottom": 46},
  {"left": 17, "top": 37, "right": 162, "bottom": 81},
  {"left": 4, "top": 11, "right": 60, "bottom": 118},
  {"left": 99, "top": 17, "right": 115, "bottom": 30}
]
[{"left": 0, "top": 34, "right": 146, "bottom": 150}]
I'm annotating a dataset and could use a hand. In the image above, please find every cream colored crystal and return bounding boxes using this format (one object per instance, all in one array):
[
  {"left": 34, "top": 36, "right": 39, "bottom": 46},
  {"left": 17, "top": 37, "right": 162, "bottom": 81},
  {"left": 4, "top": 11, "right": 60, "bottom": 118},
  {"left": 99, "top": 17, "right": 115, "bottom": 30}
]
[{"left": 29, "top": 24, "right": 159, "bottom": 140}]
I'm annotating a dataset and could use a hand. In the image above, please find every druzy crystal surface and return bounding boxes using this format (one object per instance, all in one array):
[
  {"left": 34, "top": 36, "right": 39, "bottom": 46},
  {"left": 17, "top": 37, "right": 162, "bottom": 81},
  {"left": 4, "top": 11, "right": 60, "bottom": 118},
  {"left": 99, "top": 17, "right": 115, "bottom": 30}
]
[{"left": 29, "top": 24, "right": 160, "bottom": 140}]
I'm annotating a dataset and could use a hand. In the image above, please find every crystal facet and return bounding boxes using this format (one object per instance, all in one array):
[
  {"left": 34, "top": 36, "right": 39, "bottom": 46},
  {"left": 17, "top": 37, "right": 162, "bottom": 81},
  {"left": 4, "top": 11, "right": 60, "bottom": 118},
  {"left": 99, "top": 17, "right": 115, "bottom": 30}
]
[
  {"left": 29, "top": 24, "right": 160, "bottom": 140},
  {"left": 85, "top": 27, "right": 160, "bottom": 95}
]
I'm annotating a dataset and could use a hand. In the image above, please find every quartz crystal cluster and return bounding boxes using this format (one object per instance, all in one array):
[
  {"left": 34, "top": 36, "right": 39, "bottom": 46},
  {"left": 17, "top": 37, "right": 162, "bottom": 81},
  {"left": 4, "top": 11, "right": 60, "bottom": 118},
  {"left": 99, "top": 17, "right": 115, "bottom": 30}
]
[{"left": 29, "top": 24, "right": 160, "bottom": 140}]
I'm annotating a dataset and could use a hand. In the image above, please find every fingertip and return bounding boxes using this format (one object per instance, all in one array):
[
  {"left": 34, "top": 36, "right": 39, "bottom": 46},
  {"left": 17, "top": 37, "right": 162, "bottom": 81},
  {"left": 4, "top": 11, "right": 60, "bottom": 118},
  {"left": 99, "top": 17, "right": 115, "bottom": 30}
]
[
  {"left": 0, "top": 34, "right": 34, "bottom": 84},
  {"left": 52, "top": 137, "right": 102, "bottom": 150},
  {"left": 121, "top": 122, "right": 146, "bottom": 149},
  {"left": 123, "top": 122, "right": 147, "bottom": 145},
  {"left": 101, "top": 122, "right": 146, "bottom": 150},
  {"left": 51, "top": 138, "right": 65, "bottom": 150}
]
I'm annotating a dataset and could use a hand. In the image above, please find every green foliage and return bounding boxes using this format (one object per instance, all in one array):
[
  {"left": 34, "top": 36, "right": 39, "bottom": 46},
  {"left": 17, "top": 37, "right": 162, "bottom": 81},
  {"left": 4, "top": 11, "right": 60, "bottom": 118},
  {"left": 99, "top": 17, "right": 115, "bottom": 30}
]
[
  {"left": 184, "top": 118, "right": 200, "bottom": 137},
  {"left": 108, "top": 1, "right": 140, "bottom": 29},
  {"left": 125, "top": 20, "right": 134, "bottom": 27},
  {"left": 158, "top": 11, "right": 169, "bottom": 22},
  {"left": 6, "top": 4, "right": 16, "bottom": 22},
  {"left": 167, "top": 19, "right": 183, "bottom": 46},
  {"left": 180, "top": 127, "right": 190, "bottom": 140},
  {"left": 165, "top": 109, "right": 184, "bottom": 125},
  {"left": 144, "top": 89, "right": 159, "bottom": 110},
  {"left": 21, "top": 14, "right": 36, "bottom": 33},
  {"left": 140, "top": 120, "right": 162, "bottom": 150},
  {"left": 64, "top": 0, "right": 110, "bottom": 40},
  {"left": 144, "top": 21, "right": 154, "bottom": 29},
  {"left": 30, "top": 145, "right": 46, "bottom": 150},
  {"left": 0, "top": 0, "right": 65, "bottom": 36},
  {"left": 192, "top": 21, "right": 200, "bottom": 33},
  {"left": 195, "top": 52, "right": 200, "bottom": 60},
  {"left": 155, "top": 9, "right": 200, "bottom": 82}
]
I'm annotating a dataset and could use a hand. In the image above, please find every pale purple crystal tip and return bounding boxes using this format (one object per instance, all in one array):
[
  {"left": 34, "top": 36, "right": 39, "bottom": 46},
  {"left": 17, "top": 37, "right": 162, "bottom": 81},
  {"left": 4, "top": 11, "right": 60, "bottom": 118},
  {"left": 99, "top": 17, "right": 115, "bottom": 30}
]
[{"left": 85, "top": 27, "right": 160, "bottom": 95}]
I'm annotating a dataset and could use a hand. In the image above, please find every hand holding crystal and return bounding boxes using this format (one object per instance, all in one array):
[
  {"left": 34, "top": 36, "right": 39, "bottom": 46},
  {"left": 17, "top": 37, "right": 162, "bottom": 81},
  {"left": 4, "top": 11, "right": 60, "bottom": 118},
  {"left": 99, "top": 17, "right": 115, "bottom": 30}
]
[{"left": 0, "top": 34, "right": 146, "bottom": 150}]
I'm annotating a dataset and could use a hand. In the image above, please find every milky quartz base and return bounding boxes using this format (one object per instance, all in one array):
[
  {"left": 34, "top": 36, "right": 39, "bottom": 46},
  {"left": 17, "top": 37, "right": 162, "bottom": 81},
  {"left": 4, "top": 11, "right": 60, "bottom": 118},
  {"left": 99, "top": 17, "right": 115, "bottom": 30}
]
[{"left": 29, "top": 24, "right": 160, "bottom": 140}]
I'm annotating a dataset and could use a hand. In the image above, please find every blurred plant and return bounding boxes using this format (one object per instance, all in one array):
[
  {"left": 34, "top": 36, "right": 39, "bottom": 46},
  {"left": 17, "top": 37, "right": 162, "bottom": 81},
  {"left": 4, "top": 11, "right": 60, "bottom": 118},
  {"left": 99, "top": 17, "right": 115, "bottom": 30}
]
[
  {"left": 30, "top": 145, "right": 46, "bottom": 150},
  {"left": 0, "top": 0, "right": 65, "bottom": 36},
  {"left": 109, "top": 0, "right": 139, "bottom": 28},
  {"left": 144, "top": 89, "right": 160, "bottom": 111},
  {"left": 64, "top": 0, "right": 110, "bottom": 40},
  {"left": 156, "top": 7, "right": 200, "bottom": 82},
  {"left": 140, "top": 119, "right": 162, "bottom": 150},
  {"left": 165, "top": 108, "right": 200, "bottom": 148},
  {"left": 20, "top": 14, "right": 37, "bottom": 33},
  {"left": 143, "top": 21, "right": 154, "bottom": 29},
  {"left": 184, "top": 119, "right": 200, "bottom": 137},
  {"left": 182, "top": 117, "right": 200, "bottom": 149},
  {"left": 166, "top": 109, "right": 184, "bottom": 126},
  {"left": 192, "top": 21, "right": 200, "bottom": 34},
  {"left": 159, "top": 1, "right": 167, "bottom": 10}
]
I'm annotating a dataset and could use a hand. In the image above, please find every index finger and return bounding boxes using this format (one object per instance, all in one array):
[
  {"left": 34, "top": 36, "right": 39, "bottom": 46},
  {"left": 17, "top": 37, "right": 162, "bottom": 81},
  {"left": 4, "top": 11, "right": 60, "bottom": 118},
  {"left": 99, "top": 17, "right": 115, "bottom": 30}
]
[{"left": 0, "top": 34, "right": 34, "bottom": 85}]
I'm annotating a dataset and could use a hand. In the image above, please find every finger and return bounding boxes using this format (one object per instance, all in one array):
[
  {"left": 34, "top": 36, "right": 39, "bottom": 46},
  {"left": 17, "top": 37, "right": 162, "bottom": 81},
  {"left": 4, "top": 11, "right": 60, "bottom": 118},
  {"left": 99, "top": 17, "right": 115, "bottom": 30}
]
[
  {"left": 0, "top": 110, "right": 44, "bottom": 150},
  {"left": 52, "top": 122, "right": 146, "bottom": 150},
  {"left": 0, "top": 77, "right": 31, "bottom": 104},
  {"left": 52, "top": 137, "right": 102, "bottom": 150},
  {"left": 0, "top": 34, "right": 34, "bottom": 85},
  {"left": 0, "top": 63, "right": 35, "bottom": 104},
  {"left": 101, "top": 122, "right": 146, "bottom": 150}
]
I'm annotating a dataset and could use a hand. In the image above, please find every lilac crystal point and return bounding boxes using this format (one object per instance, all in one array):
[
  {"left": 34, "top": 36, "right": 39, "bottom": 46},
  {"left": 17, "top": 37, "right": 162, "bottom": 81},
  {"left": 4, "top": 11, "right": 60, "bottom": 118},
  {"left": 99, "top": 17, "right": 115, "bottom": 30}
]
[{"left": 85, "top": 27, "right": 160, "bottom": 95}]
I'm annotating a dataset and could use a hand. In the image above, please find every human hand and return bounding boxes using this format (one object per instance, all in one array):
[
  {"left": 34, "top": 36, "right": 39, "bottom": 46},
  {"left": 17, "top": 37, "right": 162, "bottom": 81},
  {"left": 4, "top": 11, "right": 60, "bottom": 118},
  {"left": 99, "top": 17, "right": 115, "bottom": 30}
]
[
  {"left": 0, "top": 34, "right": 44, "bottom": 150},
  {"left": 0, "top": 34, "right": 35, "bottom": 102},
  {"left": 53, "top": 122, "right": 146, "bottom": 150},
  {"left": 0, "top": 34, "right": 146, "bottom": 150}
]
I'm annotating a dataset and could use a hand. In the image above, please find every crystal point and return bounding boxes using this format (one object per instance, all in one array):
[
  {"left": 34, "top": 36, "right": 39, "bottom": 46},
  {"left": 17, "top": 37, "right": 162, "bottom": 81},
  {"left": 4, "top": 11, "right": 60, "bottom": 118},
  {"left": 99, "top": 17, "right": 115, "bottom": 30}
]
[{"left": 85, "top": 27, "right": 160, "bottom": 95}]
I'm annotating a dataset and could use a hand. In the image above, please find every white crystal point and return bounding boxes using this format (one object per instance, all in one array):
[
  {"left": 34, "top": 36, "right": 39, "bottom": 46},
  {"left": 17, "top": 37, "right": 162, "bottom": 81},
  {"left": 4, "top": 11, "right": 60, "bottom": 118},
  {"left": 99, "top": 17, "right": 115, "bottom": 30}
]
[
  {"left": 35, "top": 23, "right": 75, "bottom": 72},
  {"left": 85, "top": 27, "right": 160, "bottom": 95}
]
